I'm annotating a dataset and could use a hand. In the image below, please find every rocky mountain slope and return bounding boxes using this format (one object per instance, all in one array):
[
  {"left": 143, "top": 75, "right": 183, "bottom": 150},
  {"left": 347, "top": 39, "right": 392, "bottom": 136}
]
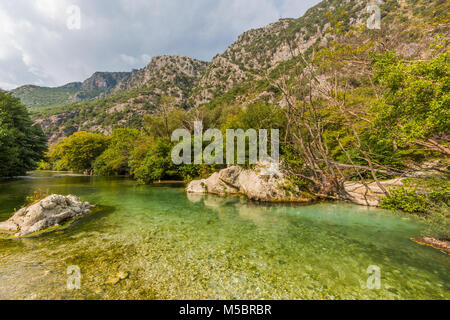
[
  {"left": 113, "top": 56, "right": 208, "bottom": 94},
  {"left": 11, "top": 71, "right": 130, "bottom": 109},
  {"left": 33, "top": 55, "right": 208, "bottom": 144},
  {"left": 29, "top": 0, "right": 449, "bottom": 144}
]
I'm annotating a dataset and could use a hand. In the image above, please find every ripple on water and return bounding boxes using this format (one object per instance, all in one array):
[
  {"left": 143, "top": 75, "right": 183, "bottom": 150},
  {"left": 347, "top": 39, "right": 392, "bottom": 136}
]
[{"left": 0, "top": 175, "right": 448, "bottom": 300}]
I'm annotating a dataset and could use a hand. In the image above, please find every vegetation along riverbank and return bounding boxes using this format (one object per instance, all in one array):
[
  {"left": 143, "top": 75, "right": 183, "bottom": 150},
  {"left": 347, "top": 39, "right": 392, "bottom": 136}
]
[{"left": 1, "top": 0, "right": 449, "bottom": 250}]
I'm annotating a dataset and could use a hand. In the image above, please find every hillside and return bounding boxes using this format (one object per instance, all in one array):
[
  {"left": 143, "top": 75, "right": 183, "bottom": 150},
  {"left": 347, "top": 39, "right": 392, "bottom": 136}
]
[
  {"left": 33, "top": 56, "right": 208, "bottom": 144},
  {"left": 11, "top": 71, "right": 130, "bottom": 110},
  {"left": 31, "top": 0, "right": 449, "bottom": 144}
]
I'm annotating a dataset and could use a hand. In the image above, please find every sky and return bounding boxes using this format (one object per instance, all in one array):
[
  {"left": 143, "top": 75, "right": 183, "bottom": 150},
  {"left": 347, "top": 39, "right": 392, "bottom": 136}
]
[{"left": 0, "top": 0, "right": 321, "bottom": 90}]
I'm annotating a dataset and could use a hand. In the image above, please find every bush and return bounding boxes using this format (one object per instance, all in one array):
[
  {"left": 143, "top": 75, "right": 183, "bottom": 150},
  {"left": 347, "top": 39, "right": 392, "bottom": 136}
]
[
  {"left": 380, "top": 187, "right": 430, "bottom": 214},
  {"left": 0, "top": 91, "right": 47, "bottom": 177},
  {"left": 428, "top": 185, "right": 450, "bottom": 205},
  {"left": 94, "top": 128, "right": 140, "bottom": 176},
  {"left": 129, "top": 138, "right": 177, "bottom": 183},
  {"left": 48, "top": 131, "right": 110, "bottom": 172}
]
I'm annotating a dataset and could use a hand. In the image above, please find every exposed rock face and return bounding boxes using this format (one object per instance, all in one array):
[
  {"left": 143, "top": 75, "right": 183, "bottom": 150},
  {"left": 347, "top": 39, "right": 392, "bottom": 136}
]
[
  {"left": 344, "top": 179, "right": 405, "bottom": 207},
  {"left": 112, "top": 55, "right": 208, "bottom": 94},
  {"left": 30, "top": 0, "right": 443, "bottom": 144},
  {"left": 0, "top": 195, "right": 93, "bottom": 237},
  {"left": 12, "top": 72, "right": 131, "bottom": 110},
  {"left": 81, "top": 72, "right": 130, "bottom": 91},
  {"left": 34, "top": 112, "right": 80, "bottom": 145},
  {"left": 187, "top": 164, "right": 313, "bottom": 203}
]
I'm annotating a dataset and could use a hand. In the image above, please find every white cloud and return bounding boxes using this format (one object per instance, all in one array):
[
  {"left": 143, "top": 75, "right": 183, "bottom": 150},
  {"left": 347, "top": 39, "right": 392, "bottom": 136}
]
[
  {"left": 0, "top": 0, "right": 321, "bottom": 90},
  {"left": 120, "top": 54, "right": 138, "bottom": 65}
]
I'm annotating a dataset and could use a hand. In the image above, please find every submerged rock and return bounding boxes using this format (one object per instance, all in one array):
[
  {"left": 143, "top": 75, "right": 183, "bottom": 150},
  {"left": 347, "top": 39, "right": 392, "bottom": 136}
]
[
  {"left": 187, "top": 163, "right": 313, "bottom": 203},
  {"left": 106, "top": 271, "right": 129, "bottom": 285},
  {"left": 0, "top": 194, "right": 93, "bottom": 237}
]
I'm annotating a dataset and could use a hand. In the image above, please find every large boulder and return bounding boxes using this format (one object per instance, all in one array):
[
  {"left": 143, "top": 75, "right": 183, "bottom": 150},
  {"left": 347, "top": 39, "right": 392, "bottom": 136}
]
[
  {"left": 344, "top": 178, "right": 404, "bottom": 206},
  {"left": 0, "top": 194, "right": 93, "bottom": 237},
  {"left": 187, "top": 163, "right": 313, "bottom": 203},
  {"left": 186, "top": 179, "right": 207, "bottom": 194},
  {"left": 186, "top": 168, "right": 242, "bottom": 196}
]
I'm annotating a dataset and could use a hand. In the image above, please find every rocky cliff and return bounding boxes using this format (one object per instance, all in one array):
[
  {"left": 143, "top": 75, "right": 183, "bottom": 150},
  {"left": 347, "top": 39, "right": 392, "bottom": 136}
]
[{"left": 29, "top": 0, "right": 449, "bottom": 143}]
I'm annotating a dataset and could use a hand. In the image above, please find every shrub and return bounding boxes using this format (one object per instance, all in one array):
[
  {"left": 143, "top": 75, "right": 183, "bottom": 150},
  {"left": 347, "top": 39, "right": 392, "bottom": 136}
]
[
  {"left": 94, "top": 128, "right": 140, "bottom": 176},
  {"left": 380, "top": 187, "right": 430, "bottom": 214},
  {"left": 48, "top": 131, "right": 110, "bottom": 172}
]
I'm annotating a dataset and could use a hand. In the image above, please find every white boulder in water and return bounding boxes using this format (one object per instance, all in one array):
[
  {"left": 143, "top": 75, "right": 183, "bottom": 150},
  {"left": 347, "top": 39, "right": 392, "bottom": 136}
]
[
  {"left": 187, "top": 163, "right": 313, "bottom": 203},
  {"left": 0, "top": 194, "right": 93, "bottom": 237}
]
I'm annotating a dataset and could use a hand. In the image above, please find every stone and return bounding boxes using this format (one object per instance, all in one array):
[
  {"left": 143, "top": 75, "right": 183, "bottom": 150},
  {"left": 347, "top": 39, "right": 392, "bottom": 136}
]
[
  {"left": 344, "top": 178, "right": 404, "bottom": 207},
  {"left": 218, "top": 166, "right": 242, "bottom": 187},
  {"left": 186, "top": 179, "right": 207, "bottom": 194},
  {"left": 0, "top": 194, "right": 93, "bottom": 237},
  {"left": 107, "top": 271, "right": 129, "bottom": 285},
  {"left": 411, "top": 237, "right": 450, "bottom": 254},
  {"left": 187, "top": 163, "right": 313, "bottom": 203},
  {"left": 0, "top": 221, "right": 19, "bottom": 232}
]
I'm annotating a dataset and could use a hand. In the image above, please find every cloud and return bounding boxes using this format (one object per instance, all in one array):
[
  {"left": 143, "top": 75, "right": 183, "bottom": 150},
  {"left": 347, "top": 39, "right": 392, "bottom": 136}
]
[{"left": 0, "top": 0, "right": 321, "bottom": 90}]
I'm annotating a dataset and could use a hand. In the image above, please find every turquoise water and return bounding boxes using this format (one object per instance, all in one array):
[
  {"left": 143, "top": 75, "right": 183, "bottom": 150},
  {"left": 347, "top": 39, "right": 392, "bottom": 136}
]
[{"left": 0, "top": 172, "right": 448, "bottom": 300}]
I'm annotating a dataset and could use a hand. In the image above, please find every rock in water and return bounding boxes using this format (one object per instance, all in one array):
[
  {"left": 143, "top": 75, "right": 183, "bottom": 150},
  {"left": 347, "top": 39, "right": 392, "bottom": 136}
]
[
  {"left": 0, "top": 195, "right": 93, "bottom": 237},
  {"left": 343, "top": 178, "right": 404, "bottom": 206},
  {"left": 187, "top": 163, "right": 313, "bottom": 203}
]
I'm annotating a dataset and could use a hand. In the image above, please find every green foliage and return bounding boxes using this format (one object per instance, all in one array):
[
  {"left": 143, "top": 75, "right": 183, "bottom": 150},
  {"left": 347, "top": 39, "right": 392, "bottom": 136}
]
[
  {"left": 11, "top": 85, "right": 80, "bottom": 110},
  {"left": 224, "top": 101, "right": 286, "bottom": 132},
  {"left": 49, "top": 131, "right": 110, "bottom": 172},
  {"left": 380, "top": 187, "right": 430, "bottom": 213},
  {"left": 94, "top": 128, "right": 140, "bottom": 176},
  {"left": 371, "top": 51, "right": 449, "bottom": 151},
  {"left": 129, "top": 138, "right": 178, "bottom": 183},
  {"left": 24, "top": 0, "right": 448, "bottom": 240},
  {"left": 381, "top": 177, "right": 450, "bottom": 239},
  {"left": 0, "top": 91, "right": 47, "bottom": 177},
  {"left": 142, "top": 99, "right": 185, "bottom": 139}
]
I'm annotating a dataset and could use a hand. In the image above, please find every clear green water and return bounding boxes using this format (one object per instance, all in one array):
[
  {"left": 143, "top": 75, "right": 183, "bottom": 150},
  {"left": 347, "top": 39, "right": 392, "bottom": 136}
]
[{"left": 0, "top": 172, "right": 448, "bottom": 300}]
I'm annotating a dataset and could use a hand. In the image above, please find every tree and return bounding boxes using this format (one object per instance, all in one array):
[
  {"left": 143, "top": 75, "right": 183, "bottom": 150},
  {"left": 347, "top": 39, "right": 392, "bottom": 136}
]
[
  {"left": 129, "top": 137, "right": 178, "bottom": 183},
  {"left": 94, "top": 128, "right": 140, "bottom": 176},
  {"left": 372, "top": 51, "right": 450, "bottom": 155},
  {"left": 0, "top": 91, "right": 47, "bottom": 177},
  {"left": 142, "top": 96, "right": 186, "bottom": 139},
  {"left": 49, "top": 131, "right": 110, "bottom": 173}
]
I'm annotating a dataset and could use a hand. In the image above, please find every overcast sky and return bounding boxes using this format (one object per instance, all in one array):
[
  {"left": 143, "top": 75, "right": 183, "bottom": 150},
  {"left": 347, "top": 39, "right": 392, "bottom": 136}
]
[{"left": 0, "top": 0, "right": 321, "bottom": 90}]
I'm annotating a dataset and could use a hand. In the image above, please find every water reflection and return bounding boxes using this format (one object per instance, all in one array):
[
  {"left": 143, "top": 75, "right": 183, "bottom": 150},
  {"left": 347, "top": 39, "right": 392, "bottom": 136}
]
[{"left": 0, "top": 174, "right": 448, "bottom": 300}]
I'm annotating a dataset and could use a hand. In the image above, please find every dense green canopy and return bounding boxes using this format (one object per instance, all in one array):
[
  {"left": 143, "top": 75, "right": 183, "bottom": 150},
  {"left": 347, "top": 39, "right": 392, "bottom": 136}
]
[
  {"left": 0, "top": 92, "right": 47, "bottom": 177},
  {"left": 49, "top": 131, "right": 110, "bottom": 172},
  {"left": 372, "top": 51, "right": 450, "bottom": 154}
]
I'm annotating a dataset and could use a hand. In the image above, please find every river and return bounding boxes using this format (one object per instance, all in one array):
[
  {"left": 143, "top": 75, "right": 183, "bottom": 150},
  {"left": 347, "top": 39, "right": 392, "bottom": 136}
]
[{"left": 0, "top": 172, "right": 448, "bottom": 299}]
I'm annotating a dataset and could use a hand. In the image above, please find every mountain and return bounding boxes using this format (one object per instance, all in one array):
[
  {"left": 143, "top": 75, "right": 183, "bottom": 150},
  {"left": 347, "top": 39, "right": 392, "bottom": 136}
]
[
  {"left": 12, "top": 56, "right": 208, "bottom": 112},
  {"left": 11, "top": 71, "right": 130, "bottom": 110},
  {"left": 33, "top": 55, "right": 208, "bottom": 144},
  {"left": 194, "top": 0, "right": 448, "bottom": 104},
  {"left": 113, "top": 56, "right": 208, "bottom": 92},
  {"left": 31, "top": 0, "right": 449, "bottom": 144},
  {"left": 11, "top": 84, "right": 81, "bottom": 110},
  {"left": 82, "top": 72, "right": 130, "bottom": 91}
]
